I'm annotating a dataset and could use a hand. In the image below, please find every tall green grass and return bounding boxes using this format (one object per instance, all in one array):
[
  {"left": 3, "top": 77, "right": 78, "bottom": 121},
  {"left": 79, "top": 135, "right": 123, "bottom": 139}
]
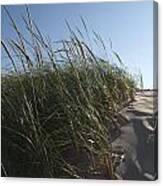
[{"left": 1, "top": 6, "right": 137, "bottom": 179}]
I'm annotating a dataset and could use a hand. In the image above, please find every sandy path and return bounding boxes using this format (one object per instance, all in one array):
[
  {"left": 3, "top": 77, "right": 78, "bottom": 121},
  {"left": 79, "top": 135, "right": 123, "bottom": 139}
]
[{"left": 112, "top": 91, "right": 158, "bottom": 180}]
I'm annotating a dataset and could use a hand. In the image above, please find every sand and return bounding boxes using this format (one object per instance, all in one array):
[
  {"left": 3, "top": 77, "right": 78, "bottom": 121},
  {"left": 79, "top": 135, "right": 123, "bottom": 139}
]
[{"left": 112, "top": 90, "right": 158, "bottom": 180}]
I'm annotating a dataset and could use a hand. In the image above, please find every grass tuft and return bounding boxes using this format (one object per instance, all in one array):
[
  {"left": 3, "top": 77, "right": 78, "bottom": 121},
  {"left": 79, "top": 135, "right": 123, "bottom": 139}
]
[{"left": 1, "top": 6, "right": 137, "bottom": 179}]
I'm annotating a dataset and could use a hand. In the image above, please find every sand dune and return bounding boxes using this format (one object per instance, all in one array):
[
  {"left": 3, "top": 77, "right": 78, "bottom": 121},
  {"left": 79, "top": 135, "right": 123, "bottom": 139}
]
[{"left": 112, "top": 90, "right": 158, "bottom": 180}]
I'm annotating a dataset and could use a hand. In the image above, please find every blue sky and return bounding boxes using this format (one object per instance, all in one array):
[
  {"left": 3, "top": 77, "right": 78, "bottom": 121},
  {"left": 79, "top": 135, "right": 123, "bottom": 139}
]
[{"left": 1, "top": 1, "right": 155, "bottom": 88}]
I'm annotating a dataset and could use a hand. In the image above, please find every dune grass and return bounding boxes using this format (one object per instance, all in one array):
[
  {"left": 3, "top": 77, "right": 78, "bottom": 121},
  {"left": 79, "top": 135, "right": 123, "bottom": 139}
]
[{"left": 1, "top": 6, "right": 137, "bottom": 179}]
